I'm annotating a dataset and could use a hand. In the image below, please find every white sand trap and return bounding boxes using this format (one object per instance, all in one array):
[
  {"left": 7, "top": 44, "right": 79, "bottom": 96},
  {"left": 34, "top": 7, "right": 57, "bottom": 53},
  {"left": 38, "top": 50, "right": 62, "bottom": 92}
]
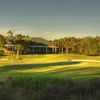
[
  {"left": 0, "top": 59, "right": 9, "bottom": 60},
  {"left": 70, "top": 59, "right": 100, "bottom": 63}
]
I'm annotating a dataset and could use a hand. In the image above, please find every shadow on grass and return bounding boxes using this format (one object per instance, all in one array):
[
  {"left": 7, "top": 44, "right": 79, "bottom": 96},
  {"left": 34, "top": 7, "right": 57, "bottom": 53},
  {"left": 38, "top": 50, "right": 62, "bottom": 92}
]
[
  {"left": 0, "top": 61, "right": 81, "bottom": 73},
  {"left": 0, "top": 55, "right": 8, "bottom": 57},
  {"left": 1, "top": 61, "right": 100, "bottom": 80},
  {"left": 48, "top": 66, "right": 100, "bottom": 80}
]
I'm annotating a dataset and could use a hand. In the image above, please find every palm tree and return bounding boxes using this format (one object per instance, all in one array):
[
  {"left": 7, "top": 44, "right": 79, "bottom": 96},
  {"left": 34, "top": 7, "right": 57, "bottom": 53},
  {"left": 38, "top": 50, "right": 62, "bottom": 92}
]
[
  {"left": 15, "top": 34, "right": 23, "bottom": 40},
  {"left": 14, "top": 35, "right": 24, "bottom": 58},
  {"left": 14, "top": 44, "right": 24, "bottom": 58},
  {"left": 59, "top": 38, "right": 64, "bottom": 54},
  {"left": 0, "top": 34, "right": 6, "bottom": 50},
  {"left": 69, "top": 37, "right": 76, "bottom": 53},
  {"left": 64, "top": 37, "right": 71, "bottom": 54},
  {"left": 56, "top": 39, "right": 61, "bottom": 53},
  {"left": 52, "top": 39, "right": 58, "bottom": 54},
  {"left": 24, "top": 39, "right": 33, "bottom": 53}
]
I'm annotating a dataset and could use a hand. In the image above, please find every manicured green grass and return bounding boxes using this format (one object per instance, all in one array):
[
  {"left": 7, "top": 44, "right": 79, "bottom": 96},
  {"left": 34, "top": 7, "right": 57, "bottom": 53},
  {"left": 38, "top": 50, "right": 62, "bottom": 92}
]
[{"left": 0, "top": 54, "right": 100, "bottom": 81}]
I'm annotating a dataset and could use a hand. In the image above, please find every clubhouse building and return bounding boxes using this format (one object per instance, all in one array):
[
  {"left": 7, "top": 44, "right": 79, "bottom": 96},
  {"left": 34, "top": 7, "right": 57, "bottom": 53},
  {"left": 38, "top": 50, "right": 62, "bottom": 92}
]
[{"left": 4, "top": 30, "right": 55, "bottom": 54}]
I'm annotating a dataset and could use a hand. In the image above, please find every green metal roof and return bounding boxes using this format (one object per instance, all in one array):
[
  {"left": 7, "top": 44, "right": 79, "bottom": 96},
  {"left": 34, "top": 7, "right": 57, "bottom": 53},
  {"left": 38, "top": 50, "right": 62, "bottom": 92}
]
[
  {"left": 30, "top": 37, "right": 53, "bottom": 46},
  {"left": 7, "top": 30, "right": 13, "bottom": 34},
  {"left": 4, "top": 37, "right": 15, "bottom": 45},
  {"left": 4, "top": 37, "right": 53, "bottom": 46}
]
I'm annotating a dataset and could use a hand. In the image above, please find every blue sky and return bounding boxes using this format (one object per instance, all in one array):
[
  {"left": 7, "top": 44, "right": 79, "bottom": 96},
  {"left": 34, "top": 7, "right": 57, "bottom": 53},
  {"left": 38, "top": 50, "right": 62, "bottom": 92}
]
[{"left": 0, "top": 0, "right": 100, "bottom": 40}]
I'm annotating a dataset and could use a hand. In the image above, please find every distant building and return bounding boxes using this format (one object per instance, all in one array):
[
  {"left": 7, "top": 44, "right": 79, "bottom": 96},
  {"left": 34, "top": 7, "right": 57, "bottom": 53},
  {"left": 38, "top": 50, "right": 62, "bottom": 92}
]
[
  {"left": 7, "top": 30, "right": 13, "bottom": 37},
  {"left": 4, "top": 30, "right": 15, "bottom": 53},
  {"left": 4, "top": 31, "right": 55, "bottom": 54},
  {"left": 29, "top": 37, "right": 54, "bottom": 53}
]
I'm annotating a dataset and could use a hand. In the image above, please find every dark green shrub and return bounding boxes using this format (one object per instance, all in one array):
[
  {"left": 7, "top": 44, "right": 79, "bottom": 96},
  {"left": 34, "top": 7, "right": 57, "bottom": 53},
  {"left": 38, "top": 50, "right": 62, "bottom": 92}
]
[
  {"left": 12, "top": 51, "right": 17, "bottom": 55},
  {"left": 26, "top": 50, "right": 32, "bottom": 54},
  {"left": 0, "top": 50, "right": 3, "bottom": 55},
  {"left": 16, "top": 57, "right": 23, "bottom": 60},
  {"left": 19, "top": 50, "right": 24, "bottom": 54}
]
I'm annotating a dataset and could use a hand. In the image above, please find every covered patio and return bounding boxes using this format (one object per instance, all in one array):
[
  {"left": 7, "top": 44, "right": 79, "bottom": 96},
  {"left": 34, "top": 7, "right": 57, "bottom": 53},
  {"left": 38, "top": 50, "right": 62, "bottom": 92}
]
[{"left": 30, "top": 46, "right": 54, "bottom": 53}]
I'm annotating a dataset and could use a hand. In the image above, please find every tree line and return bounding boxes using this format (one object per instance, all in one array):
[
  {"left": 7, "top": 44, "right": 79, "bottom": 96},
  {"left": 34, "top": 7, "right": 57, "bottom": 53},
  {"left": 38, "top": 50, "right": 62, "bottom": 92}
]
[
  {"left": 0, "top": 34, "right": 100, "bottom": 56},
  {"left": 52, "top": 36, "right": 100, "bottom": 55}
]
